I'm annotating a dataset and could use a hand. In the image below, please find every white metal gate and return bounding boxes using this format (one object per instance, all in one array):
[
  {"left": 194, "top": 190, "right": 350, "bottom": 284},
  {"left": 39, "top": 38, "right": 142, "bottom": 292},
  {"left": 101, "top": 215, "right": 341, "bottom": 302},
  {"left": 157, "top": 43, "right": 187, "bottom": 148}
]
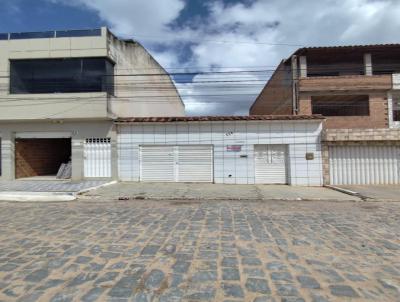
[
  {"left": 140, "top": 145, "right": 213, "bottom": 182},
  {"left": 255, "top": 145, "right": 287, "bottom": 184},
  {"left": 329, "top": 145, "right": 400, "bottom": 185},
  {"left": 84, "top": 138, "right": 112, "bottom": 178},
  {"left": 140, "top": 146, "right": 175, "bottom": 182}
]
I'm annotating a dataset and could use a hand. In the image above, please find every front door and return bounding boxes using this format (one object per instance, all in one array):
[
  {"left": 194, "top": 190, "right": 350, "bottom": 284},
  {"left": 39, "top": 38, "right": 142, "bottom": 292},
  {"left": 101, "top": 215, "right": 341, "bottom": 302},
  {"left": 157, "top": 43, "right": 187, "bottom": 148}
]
[
  {"left": 255, "top": 144, "right": 287, "bottom": 184},
  {"left": 84, "top": 138, "right": 111, "bottom": 178}
]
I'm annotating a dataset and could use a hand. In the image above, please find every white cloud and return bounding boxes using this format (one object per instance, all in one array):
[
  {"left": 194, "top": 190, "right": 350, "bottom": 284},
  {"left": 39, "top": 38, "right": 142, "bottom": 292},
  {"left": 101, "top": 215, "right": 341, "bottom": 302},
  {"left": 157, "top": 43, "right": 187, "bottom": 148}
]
[
  {"left": 176, "top": 72, "right": 268, "bottom": 116},
  {"left": 47, "top": 0, "right": 400, "bottom": 115}
]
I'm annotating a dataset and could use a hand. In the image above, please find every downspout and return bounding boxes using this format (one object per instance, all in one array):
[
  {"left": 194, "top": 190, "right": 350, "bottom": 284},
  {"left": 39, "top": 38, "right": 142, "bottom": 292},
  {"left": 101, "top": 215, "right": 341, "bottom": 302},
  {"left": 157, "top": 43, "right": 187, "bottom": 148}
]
[{"left": 291, "top": 55, "right": 299, "bottom": 114}]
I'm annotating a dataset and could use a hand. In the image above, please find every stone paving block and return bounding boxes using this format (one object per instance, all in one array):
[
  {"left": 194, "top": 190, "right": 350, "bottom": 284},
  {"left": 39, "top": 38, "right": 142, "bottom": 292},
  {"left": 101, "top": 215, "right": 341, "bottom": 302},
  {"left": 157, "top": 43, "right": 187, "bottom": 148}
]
[
  {"left": 81, "top": 287, "right": 104, "bottom": 302},
  {"left": 296, "top": 275, "right": 320, "bottom": 289},
  {"left": 329, "top": 285, "right": 359, "bottom": 297},
  {"left": 24, "top": 269, "right": 49, "bottom": 283},
  {"left": 242, "top": 257, "right": 262, "bottom": 266},
  {"left": 172, "top": 261, "right": 191, "bottom": 274},
  {"left": 245, "top": 278, "right": 271, "bottom": 294},
  {"left": 222, "top": 268, "right": 240, "bottom": 281},
  {"left": 275, "top": 284, "right": 299, "bottom": 296},
  {"left": 222, "top": 283, "right": 245, "bottom": 298},
  {"left": 145, "top": 269, "right": 165, "bottom": 290},
  {"left": 222, "top": 257, "right": 238, "bottom": 267},
  {"left": 192, "top": 271, "right": 218, "bottom": 282},
  {"left": 270, "top": 271, "right": 293, "bottom": 282}
]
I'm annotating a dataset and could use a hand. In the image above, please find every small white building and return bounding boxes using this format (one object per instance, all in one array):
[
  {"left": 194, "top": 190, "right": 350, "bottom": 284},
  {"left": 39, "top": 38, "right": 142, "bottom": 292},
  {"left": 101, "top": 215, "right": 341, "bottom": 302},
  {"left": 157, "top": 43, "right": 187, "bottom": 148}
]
[{"left": 116, "top": 115, "right": 325, "bottom": 186}]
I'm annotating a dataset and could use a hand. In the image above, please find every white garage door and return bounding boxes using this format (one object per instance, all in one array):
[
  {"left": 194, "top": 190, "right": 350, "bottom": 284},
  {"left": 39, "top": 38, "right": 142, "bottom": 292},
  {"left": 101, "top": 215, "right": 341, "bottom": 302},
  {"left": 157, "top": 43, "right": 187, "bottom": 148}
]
[
  {"left": 84, "top": 138, "right": 111, "bottom": 178},
  {"left": 140, "top": 145, "right": 213, "bottom": 182},
  {"left": 255, "top": 145, "right": 287, "bottom": 184},
  {"left": 329, "top": 145, "right": 400, "bottom": 185}
]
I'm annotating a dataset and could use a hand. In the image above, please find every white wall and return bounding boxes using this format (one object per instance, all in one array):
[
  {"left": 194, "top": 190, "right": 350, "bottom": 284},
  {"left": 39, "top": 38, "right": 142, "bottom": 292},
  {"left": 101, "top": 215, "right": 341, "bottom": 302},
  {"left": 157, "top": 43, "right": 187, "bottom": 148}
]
[
  {"left": 0, "top": 120, "right": 117, "bottom": 180},
  {"left": 108, "top": 35, "right": 185, "bottom": 117},
  {"left": 118, "top": 120, "right": 323, "bottom": 186}
]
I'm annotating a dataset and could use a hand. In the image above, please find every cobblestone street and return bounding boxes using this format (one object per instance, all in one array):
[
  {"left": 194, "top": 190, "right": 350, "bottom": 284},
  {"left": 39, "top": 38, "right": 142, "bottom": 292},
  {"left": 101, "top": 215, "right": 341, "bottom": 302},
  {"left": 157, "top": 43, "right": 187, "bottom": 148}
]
[{"left": 0, "top": 199, "right": 399, "bottom": 302}]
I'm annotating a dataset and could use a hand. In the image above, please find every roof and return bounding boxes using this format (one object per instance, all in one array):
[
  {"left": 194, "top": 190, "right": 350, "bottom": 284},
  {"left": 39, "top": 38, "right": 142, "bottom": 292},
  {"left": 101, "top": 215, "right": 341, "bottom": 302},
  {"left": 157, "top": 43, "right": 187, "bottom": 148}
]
[
  {"left": 115, "top": 115, "right": 324, "bottom": 123},
  {"left": 291, "top": 43, "right": 400, "bottom": 57},
  {"left": 0, "top": 28, "right": 103, "bottom": 41}
]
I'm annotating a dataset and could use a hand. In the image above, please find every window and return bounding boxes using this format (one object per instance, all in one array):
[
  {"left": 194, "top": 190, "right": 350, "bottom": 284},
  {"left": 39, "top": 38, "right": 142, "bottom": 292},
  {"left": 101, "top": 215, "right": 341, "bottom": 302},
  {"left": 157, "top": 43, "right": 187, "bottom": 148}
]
[
  {"left": 311, "top": 95, "right": 370, "bottom": 116},
  {"left": 393, "top": 95, "right": 400, "bottom": 122},
  {"left": 10, "top": 58, "right": 114, "bottom": 94}
]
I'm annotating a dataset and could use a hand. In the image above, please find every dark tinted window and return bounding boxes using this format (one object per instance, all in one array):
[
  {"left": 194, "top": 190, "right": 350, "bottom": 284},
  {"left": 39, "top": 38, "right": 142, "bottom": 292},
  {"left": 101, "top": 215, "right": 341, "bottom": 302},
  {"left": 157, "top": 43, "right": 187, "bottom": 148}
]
[
  {"left": 56, "top": 29, "right": 101, "bottom": 38},
  {"left": 10, "top": 58, "right": 114, "bottom": 94},
  {"left": 10, "top": 31, "right": 54, "bottom": 39},
  {"left": 312, "top": 95, "right": 369, "bottom": 116}
]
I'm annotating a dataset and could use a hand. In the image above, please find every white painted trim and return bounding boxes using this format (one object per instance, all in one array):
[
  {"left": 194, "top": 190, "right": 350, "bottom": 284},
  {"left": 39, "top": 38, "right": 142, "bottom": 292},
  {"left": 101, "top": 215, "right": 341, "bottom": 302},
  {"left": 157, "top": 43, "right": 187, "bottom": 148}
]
[
  {"left": 15, "top": 132, "right": 72, "bottom": 139},
  {"left": 389, "top": 91, "right": 400, "bottom": 129},
  {"left": 393, "top": 73, "right": 400, "bottom": 90},
  {"left": 388, "top": 91, "right": 393, "bottom": 128},
  {"left": 364, "top": 53, "right": 372, "bottom": 76}
]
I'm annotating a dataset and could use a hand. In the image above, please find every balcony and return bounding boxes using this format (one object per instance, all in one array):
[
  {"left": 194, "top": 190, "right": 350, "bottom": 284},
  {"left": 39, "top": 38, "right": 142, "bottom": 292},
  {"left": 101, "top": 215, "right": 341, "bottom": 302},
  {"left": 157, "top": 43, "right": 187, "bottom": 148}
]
[
  {"left": 0, "top": 92, "right": 111, "bottom": 120},
  {"left": 299, "top": 74, "right": 392, "bottom": 92}
]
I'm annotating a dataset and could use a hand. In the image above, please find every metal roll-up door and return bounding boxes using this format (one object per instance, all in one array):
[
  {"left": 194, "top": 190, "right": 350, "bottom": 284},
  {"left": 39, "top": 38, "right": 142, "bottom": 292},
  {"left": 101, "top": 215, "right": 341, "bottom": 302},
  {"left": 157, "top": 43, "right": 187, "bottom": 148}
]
[
  {"left": 255, "top": 145, "right": 287, "bottom": 184},
  {"left": 84, "top": 138, "right": 111, "bottom": 178},
  {"left": 140, "top": 146, "right": 175, "bottom": 182},
  {"left": 329, "top": 145, "right": 400, "bottom": 185},
  {"left": 140, "top": 145, "right": 213, "bottom": 182},
  {"left": 177, "top": 145, "right": 213, "bottom": 182}
]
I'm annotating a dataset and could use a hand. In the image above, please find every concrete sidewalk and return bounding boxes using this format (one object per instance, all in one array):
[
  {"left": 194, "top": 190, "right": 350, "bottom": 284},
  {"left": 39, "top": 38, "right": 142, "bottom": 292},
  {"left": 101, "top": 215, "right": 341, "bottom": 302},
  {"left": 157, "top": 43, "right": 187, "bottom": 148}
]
[
  {"left": 82, "top": 182, "right": 360, "bottom": 201},
  {"left": 338, "top": 185, "right": 400, "bottom": 202},
  {"left": 0, "top": 180, "right": 113, "bottom": 202}
]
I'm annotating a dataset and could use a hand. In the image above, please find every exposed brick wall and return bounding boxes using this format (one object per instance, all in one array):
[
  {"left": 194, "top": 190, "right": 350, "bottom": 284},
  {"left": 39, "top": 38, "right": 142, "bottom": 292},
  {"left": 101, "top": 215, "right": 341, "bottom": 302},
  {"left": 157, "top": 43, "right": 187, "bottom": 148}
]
[
  {"left": 15, "top": 139, "right": 71, "bottom": 178},
  {"left": 299, "top": 92, "right": 388, "bottom": 129},
  {"left": 250, "top": 62, "right": 293, "bottom": 115},
  {"left": 322, "top": 128, "right": 400, "bottom": 141},
  {"left": 299, "top": 74, "right": 392, "bottom": 92}
]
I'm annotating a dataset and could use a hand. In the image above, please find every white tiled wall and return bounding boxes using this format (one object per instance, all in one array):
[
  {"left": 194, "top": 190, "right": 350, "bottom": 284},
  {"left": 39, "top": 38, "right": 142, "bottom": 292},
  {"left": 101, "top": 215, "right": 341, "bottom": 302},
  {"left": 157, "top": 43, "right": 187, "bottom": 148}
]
[{"left": 118, "top": 120, "right": 323, "bottom": 186}]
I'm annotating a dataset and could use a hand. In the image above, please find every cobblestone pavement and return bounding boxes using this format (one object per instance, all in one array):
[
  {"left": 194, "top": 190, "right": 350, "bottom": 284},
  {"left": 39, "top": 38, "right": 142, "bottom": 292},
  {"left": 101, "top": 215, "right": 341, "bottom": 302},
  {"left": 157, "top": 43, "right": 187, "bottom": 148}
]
[{"left": 0, "top": 199, "right": 399, "bottom": 302}]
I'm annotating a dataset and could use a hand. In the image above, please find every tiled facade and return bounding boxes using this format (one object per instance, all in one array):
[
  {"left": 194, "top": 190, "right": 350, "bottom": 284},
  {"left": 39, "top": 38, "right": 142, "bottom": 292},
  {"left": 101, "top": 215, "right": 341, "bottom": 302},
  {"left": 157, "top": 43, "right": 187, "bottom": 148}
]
[{"left": 117, "top": 119, "right": 325, "bottom": 186}]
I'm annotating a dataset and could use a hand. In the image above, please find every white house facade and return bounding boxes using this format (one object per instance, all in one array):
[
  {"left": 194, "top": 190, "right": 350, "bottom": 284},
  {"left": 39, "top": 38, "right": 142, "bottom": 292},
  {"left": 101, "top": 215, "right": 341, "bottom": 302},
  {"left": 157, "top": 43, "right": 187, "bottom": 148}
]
[{"left": 116, "top": 116, "right": 325, "bottom": 186}]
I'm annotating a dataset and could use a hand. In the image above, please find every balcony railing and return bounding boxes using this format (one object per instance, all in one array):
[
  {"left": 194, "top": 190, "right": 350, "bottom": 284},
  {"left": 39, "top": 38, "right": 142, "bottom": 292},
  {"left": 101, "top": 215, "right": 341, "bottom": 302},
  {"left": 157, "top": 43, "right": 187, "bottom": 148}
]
[
  {"left": 299, "top": 74, "right": 392, "bottom": 92},
  {"left": 0, "top": 29, "right": 102, "bottom": 41}
]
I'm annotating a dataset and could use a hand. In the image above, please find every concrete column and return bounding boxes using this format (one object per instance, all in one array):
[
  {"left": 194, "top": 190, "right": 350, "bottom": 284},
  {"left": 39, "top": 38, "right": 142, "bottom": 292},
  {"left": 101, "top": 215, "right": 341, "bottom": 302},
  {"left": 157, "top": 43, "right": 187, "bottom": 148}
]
[
  {"left": 0, "top": 131, "right": 15, "bottom": 180},
  {"left": 71, "top": 138, "right": 84, "bottom": 181},
  {"left": 299, "top": 56, "right": 307, "bottom": 78},
  {"left": 388, "top": 92, "right": 393, "bottom": 128},
  {"left": 110, "top": 124, "right": 119, "bottom": 180},
  {"left": 364, "top": 53, "right": 373, "bottom": 76}
]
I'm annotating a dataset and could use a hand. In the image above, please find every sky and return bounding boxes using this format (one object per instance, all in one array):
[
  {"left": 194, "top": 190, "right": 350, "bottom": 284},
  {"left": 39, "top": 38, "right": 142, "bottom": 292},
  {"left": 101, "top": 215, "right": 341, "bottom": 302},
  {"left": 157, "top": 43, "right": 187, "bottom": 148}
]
[{"left": 1, "top": 0, "right": 400, "bottom": 115}]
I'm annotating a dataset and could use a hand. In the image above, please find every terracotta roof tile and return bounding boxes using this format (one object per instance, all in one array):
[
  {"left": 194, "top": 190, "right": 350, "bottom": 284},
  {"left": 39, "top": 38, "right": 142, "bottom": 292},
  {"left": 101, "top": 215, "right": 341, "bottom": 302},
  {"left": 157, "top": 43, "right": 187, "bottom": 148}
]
[{"left": 115, "top": 115, "right": 324, "bottom": 123}]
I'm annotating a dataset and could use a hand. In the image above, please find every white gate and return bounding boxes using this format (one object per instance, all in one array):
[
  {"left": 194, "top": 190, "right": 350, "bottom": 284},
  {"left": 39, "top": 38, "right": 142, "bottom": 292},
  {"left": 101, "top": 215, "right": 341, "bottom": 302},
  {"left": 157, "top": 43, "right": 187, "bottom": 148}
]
[
  {"left": 255, "top": 144, "right": 287, "bottom": 184},
  {"left": 140, "top": 145, "right": 213, "bottom": 182},
  {"left": 84, "top": 138, "right": 111, "bottom": 178},
  {"left": 177, "top": 145, "right": 213, "bottom": 182},
  {"left": 329, "top": 145, "right": 400, "bottom": 185},
  {"left": 140, "top": 146, "right": 175, "bottom": 182}
]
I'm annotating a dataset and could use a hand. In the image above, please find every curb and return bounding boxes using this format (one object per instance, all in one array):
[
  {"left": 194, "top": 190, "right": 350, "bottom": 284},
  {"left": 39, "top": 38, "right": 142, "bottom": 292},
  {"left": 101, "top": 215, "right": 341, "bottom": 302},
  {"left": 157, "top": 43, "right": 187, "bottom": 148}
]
[
  {"left": 113, "top": 196, "right": 360, "bottom": 202},
  {"left": 77, "top": 181, "right": 117, "bottom": 195},
  {"left": 0, "top": 181, "right": 117, "bottom": 203},
  {"left": 0, "top": 192, "right": 76, "bottom": 202},
  {"left": 323, "top": 185, "right": 365, "bottom": 198}
]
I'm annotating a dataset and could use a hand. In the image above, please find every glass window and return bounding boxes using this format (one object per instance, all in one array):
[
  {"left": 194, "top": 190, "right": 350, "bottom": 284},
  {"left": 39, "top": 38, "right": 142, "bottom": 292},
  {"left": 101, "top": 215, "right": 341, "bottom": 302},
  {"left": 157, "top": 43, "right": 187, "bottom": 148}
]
[
  {"left": 55, "top": 29, "right": 101, "bottom": 38},
  {"left": 393, "top": 95, "right": 400, "bottom": 122},
  {"left": 311, "top": 95, "right": 370, "bottom": 116},
  {"left": 10, "top": 58, "right": 114, "bottom": 94}
]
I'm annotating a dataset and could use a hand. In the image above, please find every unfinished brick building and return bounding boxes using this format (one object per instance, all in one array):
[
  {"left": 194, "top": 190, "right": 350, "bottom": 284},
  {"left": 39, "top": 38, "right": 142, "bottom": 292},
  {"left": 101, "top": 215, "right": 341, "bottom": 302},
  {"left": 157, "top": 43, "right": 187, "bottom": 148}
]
[{"left": 251, "top": 44, "right": 400, "bottom": 185}]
